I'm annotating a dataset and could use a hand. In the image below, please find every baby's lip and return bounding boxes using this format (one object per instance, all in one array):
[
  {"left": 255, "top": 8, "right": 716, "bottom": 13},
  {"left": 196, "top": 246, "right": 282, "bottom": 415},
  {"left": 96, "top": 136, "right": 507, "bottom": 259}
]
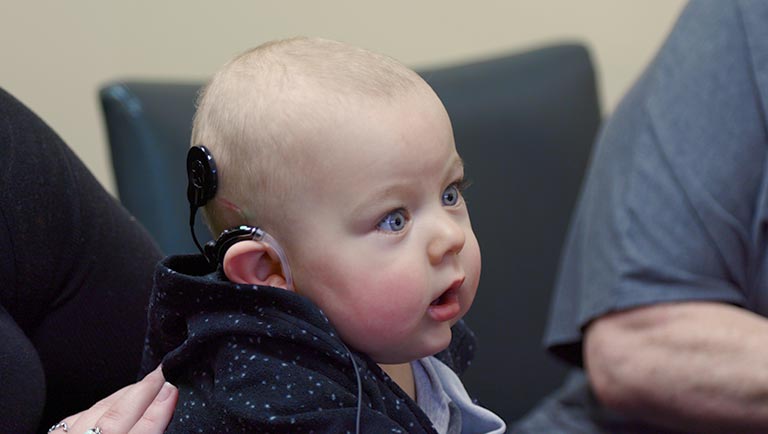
[{"left": 428, "top": 277, "right": 464, "bottom": 322}]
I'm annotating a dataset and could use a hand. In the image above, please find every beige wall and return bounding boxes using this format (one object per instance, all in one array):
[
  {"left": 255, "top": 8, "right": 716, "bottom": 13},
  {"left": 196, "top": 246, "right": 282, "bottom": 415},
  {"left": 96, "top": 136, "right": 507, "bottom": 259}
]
[{"left": 3, "top": 0, "right": 687, "bottom": 195}]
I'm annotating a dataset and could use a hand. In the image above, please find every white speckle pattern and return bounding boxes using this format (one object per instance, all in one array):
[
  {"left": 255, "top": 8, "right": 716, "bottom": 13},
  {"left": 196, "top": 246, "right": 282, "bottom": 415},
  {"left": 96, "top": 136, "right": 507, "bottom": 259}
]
[{"left": 143, "top": 258, "right": 478, "bottom": 432}]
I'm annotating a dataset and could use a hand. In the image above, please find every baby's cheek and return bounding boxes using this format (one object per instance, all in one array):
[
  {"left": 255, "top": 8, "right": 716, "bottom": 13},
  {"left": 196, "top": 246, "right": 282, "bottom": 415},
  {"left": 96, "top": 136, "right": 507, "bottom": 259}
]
[
  {"left": 342, "top": 277, "right": 426, "bottom": 352},
  {"left": 361, "top": 284, "right": 423, "bottom": 330},
  {"left": 466, "top": 232, "right": 482, "bottom": 278},
  {"left": 458, "top": 238, "right": 482, "bottom": 316}
]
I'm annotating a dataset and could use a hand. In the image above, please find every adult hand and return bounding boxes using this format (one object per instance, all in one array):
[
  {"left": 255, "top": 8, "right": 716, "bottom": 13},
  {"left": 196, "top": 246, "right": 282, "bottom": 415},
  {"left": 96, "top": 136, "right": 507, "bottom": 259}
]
[{"left": 47, "top": 365, "right": 177, "bottom": 434}]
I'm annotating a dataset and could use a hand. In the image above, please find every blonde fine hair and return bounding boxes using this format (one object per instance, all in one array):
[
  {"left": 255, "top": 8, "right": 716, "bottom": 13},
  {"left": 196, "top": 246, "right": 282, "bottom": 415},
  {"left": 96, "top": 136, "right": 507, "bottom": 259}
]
[{"left": 191, "top": 37, "right": 428, "bottom": 236}]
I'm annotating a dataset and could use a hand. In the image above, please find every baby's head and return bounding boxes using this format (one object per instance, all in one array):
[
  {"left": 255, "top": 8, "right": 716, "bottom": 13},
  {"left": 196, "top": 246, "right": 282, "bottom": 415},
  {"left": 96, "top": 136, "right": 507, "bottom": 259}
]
[{"left": 193, "top": 37, "right": 481, "bottom": 364}]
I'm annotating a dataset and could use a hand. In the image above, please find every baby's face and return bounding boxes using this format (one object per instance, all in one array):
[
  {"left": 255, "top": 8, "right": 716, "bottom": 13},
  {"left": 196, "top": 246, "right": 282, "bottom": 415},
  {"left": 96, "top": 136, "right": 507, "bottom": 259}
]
[{"left": 280, "top": 89, "right": 481, "bottom": 364}]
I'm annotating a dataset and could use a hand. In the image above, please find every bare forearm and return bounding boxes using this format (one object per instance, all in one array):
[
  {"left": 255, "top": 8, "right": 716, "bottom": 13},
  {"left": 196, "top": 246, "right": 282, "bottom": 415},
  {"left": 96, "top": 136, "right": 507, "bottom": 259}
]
[{"left": 585, "top": 301, "right": 768, "bottom": 433}]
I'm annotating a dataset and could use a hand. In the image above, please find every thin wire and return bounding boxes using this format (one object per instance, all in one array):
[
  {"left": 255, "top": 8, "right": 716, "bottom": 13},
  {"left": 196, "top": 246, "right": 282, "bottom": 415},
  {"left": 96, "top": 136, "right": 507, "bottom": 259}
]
[
  {"left": 342, "top": 341, "right": 362, "bottom": 434},
  {"left": 189, "top": 206, "right": 208, "bottom": 261},
  {"left": 193, "top": 202, "right": 359, "bottom": 430}
]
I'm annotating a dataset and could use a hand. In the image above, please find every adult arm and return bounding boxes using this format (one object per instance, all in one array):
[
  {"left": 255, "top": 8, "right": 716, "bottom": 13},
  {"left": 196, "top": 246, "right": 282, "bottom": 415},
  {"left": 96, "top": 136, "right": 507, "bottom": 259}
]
[
  {"left": 0, "top": 86, "right": 164, "bottom": 430},
  {"left": 538, "top": 2, "right": 768, "bottom": 432},
  {"left": 586, "top": 301, "right": 768, "bottom": 433}
]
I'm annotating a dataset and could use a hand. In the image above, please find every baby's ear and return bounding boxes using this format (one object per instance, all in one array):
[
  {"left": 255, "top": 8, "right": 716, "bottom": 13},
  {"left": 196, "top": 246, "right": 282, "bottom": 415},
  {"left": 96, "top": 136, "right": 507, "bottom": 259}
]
[{"left": 223, "top": 240, "right": 291, "bottom": 290}]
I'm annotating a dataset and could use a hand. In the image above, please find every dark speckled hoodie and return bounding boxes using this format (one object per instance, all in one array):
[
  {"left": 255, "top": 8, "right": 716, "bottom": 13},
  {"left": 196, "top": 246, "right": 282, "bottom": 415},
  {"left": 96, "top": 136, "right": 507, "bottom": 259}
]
[{"left": 141, "top": 255, "right": 477, "bottom": 434}]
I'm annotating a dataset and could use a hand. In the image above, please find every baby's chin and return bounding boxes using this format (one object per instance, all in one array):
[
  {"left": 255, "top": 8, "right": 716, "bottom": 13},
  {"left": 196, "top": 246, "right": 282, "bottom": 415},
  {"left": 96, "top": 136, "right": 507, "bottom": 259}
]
[
  {"left": 366, "top": 328, "right": 454, "bottom": 365},
  {"left": 450, "top": 310, "right": 469, "bottom": 327}
]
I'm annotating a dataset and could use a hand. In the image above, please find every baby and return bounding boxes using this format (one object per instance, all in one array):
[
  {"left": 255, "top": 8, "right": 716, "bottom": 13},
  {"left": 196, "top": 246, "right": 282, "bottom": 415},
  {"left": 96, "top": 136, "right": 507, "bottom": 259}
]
[{"left": 142, "top": 37, "right": 505, "bottom": 433}]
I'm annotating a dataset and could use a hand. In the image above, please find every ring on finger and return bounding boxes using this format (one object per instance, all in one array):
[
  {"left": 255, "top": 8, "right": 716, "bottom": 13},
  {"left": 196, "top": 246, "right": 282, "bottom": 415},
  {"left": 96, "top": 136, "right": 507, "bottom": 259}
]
[
  {"left": 47, "top": 421, "right": 69, "bottom": 432},
  {"left": 84, "top": 428, "right": 103, "bottom": 434}
]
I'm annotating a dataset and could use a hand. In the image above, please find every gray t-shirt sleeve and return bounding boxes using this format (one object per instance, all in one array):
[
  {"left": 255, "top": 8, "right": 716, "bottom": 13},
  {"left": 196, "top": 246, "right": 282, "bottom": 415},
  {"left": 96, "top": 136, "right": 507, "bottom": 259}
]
[{"left": 544, "top": 0, "right": 768, "bottom": 366}]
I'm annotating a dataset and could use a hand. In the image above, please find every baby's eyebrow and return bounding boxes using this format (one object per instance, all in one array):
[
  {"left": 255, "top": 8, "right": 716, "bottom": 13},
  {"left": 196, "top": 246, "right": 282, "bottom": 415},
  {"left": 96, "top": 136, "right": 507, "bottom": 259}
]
[
  {"left": 453, "top": 156, "right": 465, "bottom": 173},
  {"left": 447, "top": 155, "right": 465, "bottom": 178},
  {"left": 353, "top": 155, "right": 466, "bottom": 215},
  {"left": 351, "top": 183, "right": 409, "bottom": 217}
]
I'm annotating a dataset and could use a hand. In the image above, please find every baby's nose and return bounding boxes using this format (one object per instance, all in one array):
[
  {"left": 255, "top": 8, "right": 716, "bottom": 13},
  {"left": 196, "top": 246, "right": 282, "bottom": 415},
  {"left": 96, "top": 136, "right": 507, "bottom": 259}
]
[{"left": 427, "top": 216, "right": 466, "bottom": 265}]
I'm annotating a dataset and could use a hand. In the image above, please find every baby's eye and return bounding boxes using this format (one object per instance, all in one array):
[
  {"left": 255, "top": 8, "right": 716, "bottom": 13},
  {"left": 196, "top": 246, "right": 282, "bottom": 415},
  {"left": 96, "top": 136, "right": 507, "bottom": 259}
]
[
  {"left": 442, "top": 184, "right": 461, "bottom": 206},
  {"left": 377, "top": 209, "right": 408, "bottom": 232}
]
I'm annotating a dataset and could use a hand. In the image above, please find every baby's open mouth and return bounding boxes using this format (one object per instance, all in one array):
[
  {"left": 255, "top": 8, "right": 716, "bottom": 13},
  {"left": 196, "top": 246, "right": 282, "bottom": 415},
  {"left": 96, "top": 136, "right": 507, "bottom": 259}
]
[
  {"left": 431, "top": 289, "right": 456, "bottom": 306},
  {"left": 427, "top": 281, "right": 462, "bottom": 322}
]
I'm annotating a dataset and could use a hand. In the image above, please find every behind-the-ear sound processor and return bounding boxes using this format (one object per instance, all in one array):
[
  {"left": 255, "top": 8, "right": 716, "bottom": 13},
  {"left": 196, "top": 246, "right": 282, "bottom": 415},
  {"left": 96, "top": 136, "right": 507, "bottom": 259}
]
[{"left": 184, "top": 145, "right": 362, "bottom": 433}]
